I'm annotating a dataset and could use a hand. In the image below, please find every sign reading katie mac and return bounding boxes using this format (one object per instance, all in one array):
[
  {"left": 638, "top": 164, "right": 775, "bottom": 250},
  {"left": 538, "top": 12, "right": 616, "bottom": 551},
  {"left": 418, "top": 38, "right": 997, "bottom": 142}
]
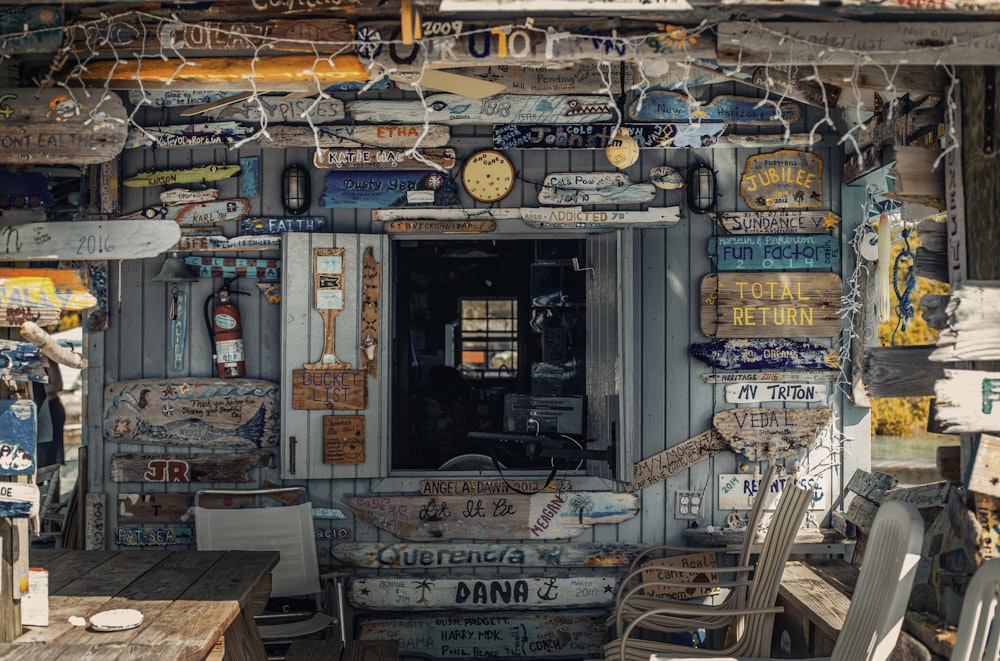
[{"left": 740, "top": 150, "right": 822, "bottom": 210}]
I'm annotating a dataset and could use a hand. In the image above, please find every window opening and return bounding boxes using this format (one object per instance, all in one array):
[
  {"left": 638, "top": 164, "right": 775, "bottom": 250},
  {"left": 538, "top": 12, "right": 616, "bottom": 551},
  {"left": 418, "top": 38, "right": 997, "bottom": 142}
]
[{"left": 457, "top": 298, "right": 518, "bottom": 380}]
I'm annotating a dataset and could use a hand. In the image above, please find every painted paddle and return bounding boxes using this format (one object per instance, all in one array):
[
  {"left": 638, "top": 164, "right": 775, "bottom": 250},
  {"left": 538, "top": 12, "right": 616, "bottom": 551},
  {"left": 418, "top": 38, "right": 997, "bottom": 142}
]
[
  {"left": 627, "top": 91, "right": 801, "bottom": 124},
  {"left": 305, "top": 247, "right": 349, "bottom": 370},
  {"left": 241, "top": 217, "right": 327, "bottom": 235},
  {"left": 124, "top": 164, "right": 241, "bottom": 188},
  {"left": 711, "top": 210, "right": 841, "bottom": 235},
  {"left": 0, "top": 221, "right": 180, "bottom": 261},
  {"left": 347, "top": 93, "right": 614, "bottom": 124},
  {"left": 360, "top": 247, "right": 379, "bottom": 377},
  {"left": 713, "top": 407, "right": 832, "bottom": 460},
  {"left": 707, "top": 234, "right": 840, "bottom": 270},
  {"left": 690, "top": 338, "right": 841, "bottom": 371}
]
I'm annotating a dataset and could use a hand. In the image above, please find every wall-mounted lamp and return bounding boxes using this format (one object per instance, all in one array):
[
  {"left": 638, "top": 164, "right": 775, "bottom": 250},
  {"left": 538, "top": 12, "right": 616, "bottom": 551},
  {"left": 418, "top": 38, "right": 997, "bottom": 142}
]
[
  {"left": 282, "top": 164, "right": 311, "bottom": 216},
  {"left": 686, "top": 163, "right": 717, "bottom": 214}
]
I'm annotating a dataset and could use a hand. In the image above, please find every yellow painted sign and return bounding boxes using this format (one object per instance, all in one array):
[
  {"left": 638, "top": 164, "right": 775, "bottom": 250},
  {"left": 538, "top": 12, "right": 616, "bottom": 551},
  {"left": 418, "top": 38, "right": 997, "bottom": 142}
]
[
  {"left": 740, "top": 149, "right": 823, "bottom": 210},
  {"left": 0, "top": 268, "right": 97, "bottom": 313}
]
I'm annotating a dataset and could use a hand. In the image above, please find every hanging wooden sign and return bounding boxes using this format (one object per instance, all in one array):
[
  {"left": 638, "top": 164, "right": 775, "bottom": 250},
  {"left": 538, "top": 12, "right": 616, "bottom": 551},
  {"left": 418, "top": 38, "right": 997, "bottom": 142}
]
[
  {"left": 521, "top": 206, "right": 681, "bottom": 229},
  {"left": 124, "top": 122, "right": 255, "bottom": 149},
  {"left": 740, "top": 150, "right": 823, "bottom": 210},
  {"left": 627, "top": 429, "right": 729, "bottom": 493},
  {"left": 0, "top": 6, "right": 63, "bottom": 54},
  {"left": 305, "top": 247, "right": 349, "bottom": 369},
  {"left": 0, "top": 340, "right": 45, "bottom": 381},
  {"left": 183, "top": 256, "right": 280, "bottom": 281},
  {"left": 690, "top": 338, "right": 841, "bottom": 371},
  {"left": 0, "top": 221, "right": 179, "bottom": 262},
  {"left": 110, "top": 450, "right": 272, "bottom": 483},
  {"left": 384, "top": 220, "right": 496, "bottom": 234},
  {"left": 291, "top": 369, "right": 368, "bottom": 410},
  {"left": 211, "top": 96, "right": 346, "bottom": 124},
  {"left": 175, "top": 234, "right": 281, "bottom": 252},
  {"left": 724, "top": 382, "right": 828, "bottom": 404},
  {"left": 160, "top": 188, "right": 218, "bottom": 205},
  {"left": 718, "top": 473, "right": 828, "bottom": 511},
  {"left": 627, "top": 92, "right": 801, "bottom": 125},
  {"left": 313, "top": 148, "right": 456, "bottom": 170},
  {"left": 344, "top": 492, "right": 639, "bottom": 541},
  {"left": 170, "top": 288, "right": 187, "bottom": 371},
  {"left": 0, "top": 88, "right": 128, "bottom": 164},
  {"left": 699, "top": 272, "right": 843, "bottom": 338},
  {"left": 124, "top": 164, "right": 241, "bottom": 188},
  {"left": 348, "top": 574, "right": 615, "bottom": 611},
  {"left": 103, "top": 378, "right": 281, "bottom": 449},
  {"left": 116, "top": 492, "right": 256, "bottom": 524},
  {"left": 639, "top": 552, "right": 720, "bottom": 600},
  {"left": 333, "top": 541, "right": 645, "bottom": 569},
  {"left": 241, "top": 216, "right": 327, "bottom": 235},
  {"left": 702, "top": 371, "right": 840, "bottom": 384},
  {"left": 934, "top": 369, "right": 1000, "bottom": 433},
  {"left": 358, "top": 611, "right": 607, "bottom": 659},
  {"left": 0, "top": 268, "right": 95, "bottom": 321},
  {"left": 723, "top": 133, "right": 821, "bottom": 148},
  {"left": 0, "top": 483, "right": 39, "bottom": 518},
  {"left": 121, "top": 199, "right": 251, "bottom": 225},
  {"left": 712, "top": 210, "right": 841, "bottom": 235},
  {"left": 360, "top": 246, "right": 379, "bottom": 377},
  {"left": 492, "top": 123, "right": 726, "bottom": 150},
  {"left": 713, "top": 407, "right": 832, "bottom": 460},
  {"left": 320, "top": 170, "right": 459, "bottom": 208},
  {"left": 0, "top": 172, "right": 55, "bottom": 209},
  {"left": 323, "top": 415, "right": 366, "bottom": 464},
  {"left": 115, "top": 526, "right": 193, "bottom": 547},
  {"left": 0, "top": 400, "right": 37, "bottom": 476},
  {"left": 707, "top": 234, "right": 840, "bottom": 271},
  {"left": 538, "top": 172, "right": 656, "bottom": 206},
  {"left": 348, "top": 94, "right": 614, "bottom": 125},
  {"left": 261, "top": 124, "right": 451, "bottom": 148}
]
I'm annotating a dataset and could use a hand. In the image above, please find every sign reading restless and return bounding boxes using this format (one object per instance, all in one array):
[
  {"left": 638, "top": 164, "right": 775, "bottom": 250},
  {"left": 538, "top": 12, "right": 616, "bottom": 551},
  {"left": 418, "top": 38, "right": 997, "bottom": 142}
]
[{"left": 740, "top": 149, "right": 823, "bottom": 210}]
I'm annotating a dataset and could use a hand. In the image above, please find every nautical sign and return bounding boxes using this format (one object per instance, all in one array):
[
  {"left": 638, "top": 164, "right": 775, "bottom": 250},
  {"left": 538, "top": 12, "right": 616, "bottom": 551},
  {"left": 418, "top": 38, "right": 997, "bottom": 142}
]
[
  {"left": 110, "top": 451, "right": 272, "bottom": 483},
  {"left": 0, "top": 88, "right": 128, "bottom": 164},
  {"left": 521, "top": 207, "right": 680, "bottom": 229},
  {"left": 712, "top": 210, "right": 841, "bottom": 235},
  {"left": 627, "top": 429, "right": 729, "bottom": 493},
  {"left": 699, "top": 272, "right": 843, "bottom": 338},
  {"left": 718, "top": 473, "right": 827, "bottom": 510},
  {"left": 724, "top": 382, "right": 828, "bottom": 404},
  {"left": 313, "top": 148, "right": 456, "bottom": 170},
  {"left": 492, "top": 123, "right": 726, "bottom": 150},
  {"left": 124, "top": 122, "right": 255, "bottom": 149},
  {"left": 291, "top": 369, "right": 368, "bottom": 410},
  {"left": 0, "top": 221, "right": 179, "bottom": 262},
  {"left": 0, "top": 400, "right": 37, "bottom": 476},
  {"left": 332, "top": 541, "right": 646, "bottom": 569},
  {"left": 261, "top": 125, "right": 451, "bottom": 148},
  {"left": 0, "top": 172, "right": 55, "bottom": 209},
  {"left": 690, "top": 338, "right": 841, "bottom": 371},
  {"left": 183, "top": 256, "right": 280, "bottom": 281},
  {"left": 241, "top": 216, "right": 327, "bottom": 235},
  {"left": 323, "top": 415, "right": 366, "bottom": 464},
  {"left": 538, "top": 172, "right": 656, "bottom": 205},
  {"left": 707, "top": 234, "right": 840, "bottom": 271},
  {"left": 124, "top": 164, "right": 241, "bottom": 188},
  {"left": 713, "top": 407, "right": 832, "bottom": 460},
  {"left": 0, "top": 340, "right": 45, "bottom": 382},
  {"left": 0, "top": 483, "right": 40, "bottom": 518},
  {"left": 934, "top": 369, "right": 1000, "bottom": 433},
  {"left": 347, "top": 94, "right": 614, "bottom": 124},
  {"left": 0, "top": 6, "right": 63, "bottom": 54},
  {"left": 348, "top": 575, "right": 615, "bottom": 610},
  {"left": 740, "top": 150, "right": 823, "bottom": 210},
  {"left": 384, "top": 220, "right": 496, "bottom": 234},
  {"left": 627, "top": 92, "right": 801, "bottom": 125},
  {"left": 702, "top": 371, "right": 839, "bottom": 384},
  {"left": 344, "top": 492, "right": 639, "bottom": 541},
  {"left": 360, "top": 247, "right": 380, "bottom": 377},
  {"left": 121, "top": 199, "right": 251, "bottom": 225},
  {"left": 421, "top": 479, "right": 571, "bottom": 497},
  {"left": 171, "top": 289, "right": 187, "bottom": 370},
  {"left": 213, "top": 96, "right": 346, "bottom": 124},
  {"left": 320, "top": 171, "right": 458, "bottom": 208},
  {"left": 103, "top": 378, "right": 280, "bottom": 449}
]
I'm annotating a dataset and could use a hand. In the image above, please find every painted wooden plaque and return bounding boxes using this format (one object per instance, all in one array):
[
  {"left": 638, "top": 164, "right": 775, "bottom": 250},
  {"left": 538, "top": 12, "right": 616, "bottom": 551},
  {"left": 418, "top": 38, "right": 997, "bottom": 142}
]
[
  {"left": 0, "top": 88, "right": 127, "bottom": 164},
  {"left": 492, "top": 123, "right": 726, "bottom": 150},
  {"left": 344, "top": 492, "right": 638, "bottom": 541},
  {"left": 462, "top": 150, "right": 516, "bottom": 203},
  {"left": 713, "top": 407, "right": 832, "bottom": 460},
  {"left": 627, "top": 92, "right": 801, "bottom": 125},
  {"left": 117, "top": 492, "right": 255, "bottom": 524},
  {"left": 708, "top": 234, "right": 840, "bottom": 271},
  {"left": 712, "top": 210, "right": 841, "bottom": 235},
  {"left": 0, "top": 221, "right": 179, "bottom": 262},
  {"left": 883, "top": 481, "right": 950, "bottom": 509},
  {"left": 262, "top": 125, "right": 451, "bottom": 149},
  {"left": 421, "top": 479, "right": 571, "bottom": 497},
  {"left": 628, "top": 429, "right": 729, "bottom": 493},
  {"left": 0, "top": 340, "right": 45, "bottom": 381},
  {"left": 213, "top": 96, "right": 346, "bottom": 124},
  {"left": 358, "top": 611, "right": 607, "bottom": 659},
  {"left": 360, "top": 246, "right": 379, "bottom": 377},
  {"left": 0, "top": 484, "right": 40, "bottom": 518},
  {"left": 440, "top": 62, "right": 639, "bottom": 95},
  {"left": 306, "top": 247, "right": 348, "bottom": 369},
  {"left": 718, "top": 473, "right": 827, "bottom": 511},
  {"left": 160, "top": 188, "right": 218, "bottom": 205},
  {"left": 241, "top": 216, "right": 327, "bottom": 235},
  {"left": 124, "top": 164, "right": 241, "bottom": 188},
  {"left": 0, "top": 6, "right": 63, "bottom": 54},
  {"left": 0, "top": 172, "right": 55, "bottom": 209},
  {"left": 183, "top": 256, "right": 280, "bottom": 281},
  {"left": 639, "top": 552, "right": 719, "bottom": 600},
  {"left": 935, "top": 369, "right": 1000, "bottom": 433},
  {"left": 538, "top": 172, "right": 656, "bottom": 205},
  {"left": 314, "top": 148, "right": 456, "bottom": 170},
  {"left": 348, "top": 94, "right": 614, "bottom": 125},
  {"left": 373, "top": 208, "right": 521, "bottom": 222},
  {"left": 0, "top": 400, "right": 36, "bottom": 476},
  {"left": 176, "top": 235, "right": 280, "bottom": 252},
  {"left": 323, "top": 415, "right": 366, "bottom": 464},
  {"left": 702, "top": 371, "right": 839, "bottom": 384},
  {"left": 724, "top": 382, "right": 828, "bottom": 404},
  {"left": 124, "top": 122, "right": 255, "bottom": 149},
  {"left": 320, "top": 171, "right": 458, "bottom": 208},
  {"left": 291, "top": 369, "right": 368, "bottom": 410},
  {"left": 740, "top": 150, "right": 823, "bottom": 210},
  {"left": 348, "top": 575, "right": 614, "bottom": 611},
  {"left": 115, "top": 525, "right": 193, "bottom": 547},
  {"left": 85, "top": 492, "right": 106, "bottom": 551},
  {"left": 384, "top": 220, "right": 496, "bottom": 234},
  {"left": 122, "top": 199, "right": 251, "bottom": 225},
  {"left": 332, "top": 541, "right": 646, "bottom": 569},
  {"left": 103, "top": 378, "right": 280, "bottom": 449},
  {"left": 521, "top": 206, "right": 680, "bottom": 229},
  {"left": 110, "top": 450, "right": 272, "bottom": 483},
  {"left": 699, "top": 272, "right": 843, "bottom": 338},
  {"left": 690, "top": 338, "right": 841, "bottom": 371}
]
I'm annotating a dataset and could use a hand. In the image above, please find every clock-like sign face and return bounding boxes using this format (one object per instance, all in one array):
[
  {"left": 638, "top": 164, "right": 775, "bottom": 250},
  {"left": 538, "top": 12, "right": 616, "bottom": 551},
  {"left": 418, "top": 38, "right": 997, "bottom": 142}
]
[{"left": 461, "top": 150, "right": 515, "bottom": 203}]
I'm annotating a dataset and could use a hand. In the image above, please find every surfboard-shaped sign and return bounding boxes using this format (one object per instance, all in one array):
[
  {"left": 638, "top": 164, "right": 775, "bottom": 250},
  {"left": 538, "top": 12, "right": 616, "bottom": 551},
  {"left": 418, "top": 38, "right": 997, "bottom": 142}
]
[
  {"left": 124, "top": 164, "right": 241, "bottom": 188},
  {"left": 713, "top": 407, "right": 832, "bottom": 460},
  {"left": 348, "top": 575, "right": 615, "bottom": 611},
  {"left": 492, "top": 123, "right": 726, "bottom": 150},
  {"left": 690, "top": 338, "right": 841, "bottom": 371},
  {"left": 0, "top": 400, "right": 36, "bottom": 477},
  {"left": 331, "top": 541, "right": 647, "bottom": 569},
  {"left": 0, "top": 340, "right": 45, "bottom": 382},
  {"left": 320, "top": 171, "right": 459, "bottom": 208},
  {"left": 708, "top": 234, "right": 840, "bottom": 271},
  {"left": 313, "top": 148, "right": 456, "bottom": 170},
  {"left": 348, "top": 94, "right": 614, "bottom": 125},
  {"left": 124, "top": 122, "right": 256, "bottom": 149},
  {"left": 110, "top": 451, "right": 272, "bottom": 483},
  {"left": 538, "top": 172, "right": 656, "bottom": 206},
  {"left": 724, "top": 382, "right": 828, "bottom": 404},
  {"left": 0, "top": 221, "right": 180, "bottom": 262},
  {"left": 212, "top": 96, "right": 346, "bottom": 124},
  {"left": 103, "top": 378, "right": 280, "bottom": 449},
  {"left": 521, "top": 207, "right": 680, "bottom": 229},
  {"left": 627, "top": 92, "right": 801, "bottom": 125},
  {"left": 121, "top": 199, "right": 251, "bottom": 225},
  {"left": 712, "top": 210, "right": 841, "bottom": 235},
  {"left": 345, "top": 492, "right": 639, "bottom": 541},
  {"left": 261, "top": 125, "right": 451, "bottom": 148}
]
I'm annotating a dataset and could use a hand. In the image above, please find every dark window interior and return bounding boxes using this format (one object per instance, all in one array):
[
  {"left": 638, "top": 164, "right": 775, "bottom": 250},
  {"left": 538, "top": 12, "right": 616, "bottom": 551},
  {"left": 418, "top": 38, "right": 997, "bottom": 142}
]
[{"left": 392, "top": 238, "right": 587, "bottom": 471}]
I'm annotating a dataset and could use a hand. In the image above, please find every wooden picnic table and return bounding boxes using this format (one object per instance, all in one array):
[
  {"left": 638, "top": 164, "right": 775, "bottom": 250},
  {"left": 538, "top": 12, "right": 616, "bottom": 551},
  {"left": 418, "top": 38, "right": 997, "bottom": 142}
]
[{"left": 12, "top": 548, "right": 279, "bottom": 661}]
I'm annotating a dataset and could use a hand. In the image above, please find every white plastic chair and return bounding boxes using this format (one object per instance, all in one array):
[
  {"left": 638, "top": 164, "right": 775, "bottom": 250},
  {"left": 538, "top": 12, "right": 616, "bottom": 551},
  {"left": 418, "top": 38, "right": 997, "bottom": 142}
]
[{"left": 950, "top": 557, "right": 1000, "bottom": 661}]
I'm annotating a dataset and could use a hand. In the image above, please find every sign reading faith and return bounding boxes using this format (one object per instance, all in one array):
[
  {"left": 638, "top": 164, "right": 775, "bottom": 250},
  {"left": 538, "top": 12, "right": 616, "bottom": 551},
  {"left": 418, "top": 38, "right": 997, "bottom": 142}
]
[
  {"left": 740, "top": 150, "right": 823, "bottom": 210},
  {"left": 708, "top": 234, "right": 840, "bottom": 271},
  {"left": 306, "top": 248, "right": 349, "bottom": 370},
  {"left": 700, "top": 272, "right": 843, "bottom": 338},
  {"left": 713, "top": 407, "right": 832, "bottom": 460}
]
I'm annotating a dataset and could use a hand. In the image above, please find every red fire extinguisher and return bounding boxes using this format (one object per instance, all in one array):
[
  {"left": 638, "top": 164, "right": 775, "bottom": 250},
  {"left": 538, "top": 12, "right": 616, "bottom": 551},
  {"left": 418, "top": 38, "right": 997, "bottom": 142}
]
[{"left": 205, "top": 279, "right": 249, "bottom": 378}]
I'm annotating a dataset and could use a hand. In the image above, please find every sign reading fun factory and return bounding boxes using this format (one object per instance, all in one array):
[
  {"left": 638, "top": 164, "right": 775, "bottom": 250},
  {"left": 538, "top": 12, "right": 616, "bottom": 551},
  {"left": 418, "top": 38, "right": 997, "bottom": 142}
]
[{"left": 740, "top": 150, "right": 822, "bottom": 210}]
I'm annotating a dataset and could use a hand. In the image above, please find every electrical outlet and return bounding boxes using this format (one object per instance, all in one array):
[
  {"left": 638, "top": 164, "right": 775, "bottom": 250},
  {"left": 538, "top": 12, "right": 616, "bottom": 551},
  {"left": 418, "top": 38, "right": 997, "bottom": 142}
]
[{"left": 675, "top": 490, "right": 704, "bottom": 520}]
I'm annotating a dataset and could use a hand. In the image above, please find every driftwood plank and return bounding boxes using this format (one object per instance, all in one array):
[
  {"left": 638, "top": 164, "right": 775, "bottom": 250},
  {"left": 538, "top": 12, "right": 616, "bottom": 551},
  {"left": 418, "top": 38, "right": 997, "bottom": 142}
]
[
  {"left": 724, "top": 382, "right": 827, "bottom": 404},
  {"left": 124, "top": 122, "right": 255, "bottom": 150},
  {"left": 260, "top": 125, "right": 450, "bottom": 148},
  {"left": 690, "top": 338, "right": 841, "bottom": 371},
  {"left": 845, "top": 469, "right": 898, "bottom": 503},
  {"left": 121, "top": 199, "right": 251, "bottom": 225},
  {"left": 313, "top": 148, "right": 456, "bottom": 170},
  {"left": 934, "top": 368, "right": 1000, "bottom": 433},
  {"left": 538, "top": 172, "right": 656, "bottom": 205},
  {"left": 331, "top": 541, "right": 647, "bottom": 569},
  {"left": 319, "top": 171, "right": 459, "bottom": 208},
  {"left": 520, "top": 206, "right": 680, "bottom": 229},
  {"left": 348, "top": 94, "right": 614, "bottom": 125},
  {"left": 862, "top": 345, "right": 944, "bottom": 398},
  {"left": 110, "top": 451, "right": 272, "bottom": 483},
  {"left": 627, "top": 92, "right": 801, "bottom": 125},
  {"left": 123, "top": 165, "right": 241, "bottom": 188},
  {"left": 930, "top": 282, "right": 1000, "bottom": 362},
  {"left": 702, "top": 371, "right": 838, "bottom": 384},
  {"left": 492, "top": 123, "right": 726, "bottom": 150},
  {"left": 627, "top": 429, "right": 729, "bottom": 493},
  {"left": 967, "top": 434, "right": 1000, "bottom": 499},
  {"left": 883, "top": 481, "right": 950, "bottom": 509},
  {"left": 713, "top": 407, "right": 832, "bottom": 460}
]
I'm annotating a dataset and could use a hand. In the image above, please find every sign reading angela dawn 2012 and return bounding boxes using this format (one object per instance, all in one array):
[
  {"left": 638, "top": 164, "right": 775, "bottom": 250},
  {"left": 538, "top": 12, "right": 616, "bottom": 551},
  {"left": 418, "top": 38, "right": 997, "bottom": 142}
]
[{"left": 740, "top": 150, "right": 823, "bottom": 210}]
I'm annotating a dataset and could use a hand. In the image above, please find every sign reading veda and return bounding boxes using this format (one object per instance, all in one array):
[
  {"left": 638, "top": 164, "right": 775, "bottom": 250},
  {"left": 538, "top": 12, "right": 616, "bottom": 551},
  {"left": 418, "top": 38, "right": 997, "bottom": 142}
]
[
  {"left": 740, "top": 150, "right": 823, "bottom": 210},
  {"left": 700, "top": 272, "right": 843, "bottom": 338},
  {"left": 712, "top": 210, "right": 841, "bottom": 235},
  {"left": 690, "top": 338, "right": 841, "bottom": 371},
  {"left": 708, "top": 234, "right": 840, "bottom": 271},
  {"left": 713, "top": 407, "right": 832, "bottom": 460}
]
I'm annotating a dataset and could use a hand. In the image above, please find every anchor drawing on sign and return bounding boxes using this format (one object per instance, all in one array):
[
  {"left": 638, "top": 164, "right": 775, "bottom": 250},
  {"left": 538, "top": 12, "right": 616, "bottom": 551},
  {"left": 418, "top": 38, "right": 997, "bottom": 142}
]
[
  {"left": 305, "top": 247, "right": 350, "bottom": 370},
  {"left": 537, "top": 577, "right": 559, "bottom": 601}
]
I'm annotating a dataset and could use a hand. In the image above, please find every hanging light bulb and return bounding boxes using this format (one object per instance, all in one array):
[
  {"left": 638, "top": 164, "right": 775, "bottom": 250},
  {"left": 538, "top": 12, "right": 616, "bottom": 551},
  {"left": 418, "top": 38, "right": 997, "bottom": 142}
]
[{"left": 605, "top": 127, "right": 639, "bottom": 170}]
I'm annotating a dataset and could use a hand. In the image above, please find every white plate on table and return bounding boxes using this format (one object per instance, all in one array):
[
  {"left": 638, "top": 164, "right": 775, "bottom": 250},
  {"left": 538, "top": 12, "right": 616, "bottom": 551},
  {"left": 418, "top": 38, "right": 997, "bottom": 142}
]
[{"left": 89, "top": 608, "right": 144, "bottom": 632}]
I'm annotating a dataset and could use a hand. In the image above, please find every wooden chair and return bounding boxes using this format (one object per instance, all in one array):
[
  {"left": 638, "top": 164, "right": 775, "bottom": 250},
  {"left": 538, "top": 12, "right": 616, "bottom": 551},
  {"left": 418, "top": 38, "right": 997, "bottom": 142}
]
[
  {"left": 605, "top": 480, "right": 813, "bottom": 661},
  {"left": 950, "top": 557, "right": 1000, "bottom": 661},
  {"left": 611, "top": 465, "right": 780, "bottom": 638},
  {"left": 32, "top": 464, "right": 66, "bottom": 547},
  {"left": 648, "top": 499, "right": 924, "bottom": 661}
]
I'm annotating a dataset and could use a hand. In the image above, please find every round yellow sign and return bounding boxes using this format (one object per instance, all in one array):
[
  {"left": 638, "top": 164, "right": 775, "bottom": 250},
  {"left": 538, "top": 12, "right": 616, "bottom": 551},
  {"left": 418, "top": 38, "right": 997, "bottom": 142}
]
[{"left": 461, "top": 150, "right": 515, "bottom": 203}]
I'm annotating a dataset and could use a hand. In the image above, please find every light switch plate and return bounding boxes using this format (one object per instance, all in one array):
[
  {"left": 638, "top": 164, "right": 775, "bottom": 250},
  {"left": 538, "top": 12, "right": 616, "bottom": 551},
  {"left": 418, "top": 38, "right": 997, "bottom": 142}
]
[{"left": 675, "top": 490, "right": 704, "bottom": 520}]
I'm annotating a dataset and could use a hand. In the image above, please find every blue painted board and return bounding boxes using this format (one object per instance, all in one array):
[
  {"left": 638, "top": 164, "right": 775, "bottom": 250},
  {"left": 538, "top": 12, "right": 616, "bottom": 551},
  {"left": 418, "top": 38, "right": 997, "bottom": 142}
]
[
  {"left": 184, "top": 256, "right": 280, "bottom": 281},
  {"left": 0, "top": 399, "right": 37, "bottom": 476},
  {"left": 0, "top": 6, "right": 63, "bottom": 54},
  {"left": 241, "top": 216, "right": 327, "bottom": 235},
  {"left": 320, "top": 171, "right": 458, "bottom": 208},
  {"left": 0, "top": 340, "right": 45, "bottom": 383},
  {"left": 708, "top": 234, "right": 840, "bottom": 270},
  {"left": 492, "top": 123, "right": 726, "bottom": 150},
  {"left": 628, "top": 92, "right": 801, "bottom": 125},
  {"left": 0, "top": 501, "right": 33, "bottom": 517},
  {"left": 115, "top": 525, "right": 194, "bottom": 547},
  {"left": 690, "top": 338, "right": 841, "bottom": 371},
  {"left": 0, "top": 173, "right": 55, "bottom": 209},
  {"left": 240, "top": 156, "right": 259, "bottom": 198}
]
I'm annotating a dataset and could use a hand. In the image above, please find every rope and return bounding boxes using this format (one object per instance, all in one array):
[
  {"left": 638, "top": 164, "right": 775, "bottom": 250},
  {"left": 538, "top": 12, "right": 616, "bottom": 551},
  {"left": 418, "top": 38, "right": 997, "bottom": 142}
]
[{"left": 892, "top": 227, "right": 916, "bottom": 343}]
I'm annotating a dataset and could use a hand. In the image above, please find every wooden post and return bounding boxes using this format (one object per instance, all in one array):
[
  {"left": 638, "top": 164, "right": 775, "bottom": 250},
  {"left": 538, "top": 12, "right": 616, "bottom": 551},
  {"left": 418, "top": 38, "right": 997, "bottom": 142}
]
[{"left": 0, "top": 517, "right": 18, "bottom": 640}]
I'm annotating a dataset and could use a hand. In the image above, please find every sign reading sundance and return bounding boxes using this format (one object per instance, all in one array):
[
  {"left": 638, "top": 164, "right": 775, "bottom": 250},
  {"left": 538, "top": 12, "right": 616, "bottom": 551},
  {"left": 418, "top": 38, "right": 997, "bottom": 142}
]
[{"left": 700, "top": 272, "right": 842, "bottom": 338}]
